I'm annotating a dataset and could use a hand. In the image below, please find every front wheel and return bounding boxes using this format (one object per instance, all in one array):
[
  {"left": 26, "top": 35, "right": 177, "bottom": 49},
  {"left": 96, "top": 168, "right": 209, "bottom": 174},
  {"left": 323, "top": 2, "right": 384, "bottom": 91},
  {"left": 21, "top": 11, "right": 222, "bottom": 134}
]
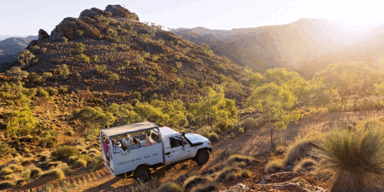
[
  {"left": 195, "top": 149, "right": 209, "bottom": 165},
  {"left": 133, "top": 165, "right": 150, "bottom": 182}
]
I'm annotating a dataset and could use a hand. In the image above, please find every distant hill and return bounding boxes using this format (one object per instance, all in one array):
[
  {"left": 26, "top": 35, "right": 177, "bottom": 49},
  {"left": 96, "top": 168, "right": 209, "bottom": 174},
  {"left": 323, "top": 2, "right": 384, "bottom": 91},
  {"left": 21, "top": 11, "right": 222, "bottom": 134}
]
[
  {"left": 173, "top": 19, "right": 384, "bottom": 72},
  {"left": 7, "top": 5, "right": 247, "bottom": 104},
  {"left": 0, "top": 36, "right": 38, "bottom": 72}
]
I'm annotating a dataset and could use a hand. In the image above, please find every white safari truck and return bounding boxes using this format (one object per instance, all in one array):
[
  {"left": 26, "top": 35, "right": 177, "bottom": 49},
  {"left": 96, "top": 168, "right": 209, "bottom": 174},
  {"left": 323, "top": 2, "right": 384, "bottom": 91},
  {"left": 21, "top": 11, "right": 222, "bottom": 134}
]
[{"left": 100, "top": 121, "right": 212, "bottom": 181}]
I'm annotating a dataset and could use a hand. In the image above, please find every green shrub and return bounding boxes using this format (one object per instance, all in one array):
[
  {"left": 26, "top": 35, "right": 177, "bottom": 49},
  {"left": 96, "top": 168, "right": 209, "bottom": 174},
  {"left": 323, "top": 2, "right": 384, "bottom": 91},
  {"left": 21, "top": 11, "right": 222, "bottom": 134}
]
[
  {"left": 46, "top": 87, "right": 58, "bottom": 96},
  {"left": 61, "top": 37, "right": 68, "bottom": 42},
  {"left": 37, "top": 87, "right": 49, "bottom": 100},
  {"left": 176, "top": 61, "right": 182, "bottom": 69},
  {"left": 172, "top": 67, "right": 177, "bottom": 73},
  {"left": 230, "top": 132, "right": 235, "bottom": 138},
  {"left": 132, "top": 91, "right": 141, "bottom": 99},
  {"left": 134, "top": 55, "right": 144, "bottom": 64},
  {"left": 106, "top": 28, "right": 120, "bottom": 42},
  {"left": 0, "top": 140, "right": 16, "bottom": 158},
  {"left": 123, "top": 60, "right": 130, "bottom": 67},
  {"left": 238, "top": 127, "right": 244, "bottom": 134},
  {"left": 73, "top": 42, "right": 86, "bottom": 53},
  {"left": 70, "top": 106, "right": 115, "bottom": 129},
  {"left": 76, "top": 54, "right": 91, "bottom": 63},
  {"left": 76, "top": 30, "right": 84, "bottom": 37},
  {"left": 56, "top": 64, "right": 70, "bottom": 78},
  {"left": 43, "top": 72, "right": 53, "bottom": 78},
  {"left": 9, "top": 164, "right": 23, "bottom": 172},
  {"left": 265, "top": 158, "right": 283, "bottom": 174},
  {"left": 39, "top": 136, "right": 57, "bottom": 148},
  {"left": 6, "top": 108, "right": 38, "bottom": 137},
  {"left": 95, "top": 15, "right": 110, "bottom": 25},
  {"left": 58, "top": 86, "right": 68, "bottom": 94},
  {"left": 51, "top": 145, "right": 79, "bottom": 161},
  {"left": 28, "top": 72, "right": 45, "bottom": 84},
  {"left": 41, "top": 169, "right": 65, "bottom": 180},
  {"left": 92, "top": 55, "right": 100, "bottom": 62},
  {"left": 95, "top": 64, "right": 107, "bottom": 74},
  {"left": 175, "top": 78, "right": 184, "bottom": 89},
  {"left": 22, "top": 169, "right": 31, "bottom": 180},
  {"left": 208, "top": 132, "right": 219, "bottom": 142},
  {"left": 74, "top": 159, "right": 87, "bottom": 168},
  {"left": 110, "top": 43, "right": 117, "bottom": 50},
  {"left": 108, "top": 73, "right": 119, "bottom": 81}
]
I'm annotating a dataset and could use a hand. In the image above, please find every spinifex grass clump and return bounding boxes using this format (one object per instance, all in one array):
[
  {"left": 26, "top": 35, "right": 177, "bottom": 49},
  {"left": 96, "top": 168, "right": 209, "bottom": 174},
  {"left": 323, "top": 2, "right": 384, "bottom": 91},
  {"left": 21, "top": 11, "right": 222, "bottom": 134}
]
[{"left": 313, "top": 128, "right": 384, "bottom": 192}]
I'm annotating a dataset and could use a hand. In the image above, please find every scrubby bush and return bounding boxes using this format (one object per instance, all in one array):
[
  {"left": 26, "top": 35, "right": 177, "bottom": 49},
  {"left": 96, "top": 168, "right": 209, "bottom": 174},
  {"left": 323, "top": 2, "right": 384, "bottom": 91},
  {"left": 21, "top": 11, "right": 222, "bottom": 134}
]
[
  {"left": 238, "top": 127, "right": 245, "bottom": 134},
  {"left": 6, "top": 108, "right": 38, "bottom": 137},
  {"left": 176, "top": 61, "right": 182, "bottom": 69},
  {"left": 30, "top": 167, "right": 42, "bottom": 179},
  {"left": 37, "top": 87, "right": 49, "bottom": 100},
  {"left": 9, "top": 164, "right": 23, "bottom": 172},
  {"left": 132, "top": 91, "right": 141, "bottom": 99},
  {"left": 108, "top": 73, "right": 119, "bottom": 81},
  {"left": 92, "top": 55, "right": 100, "bottom": 62},
  {"left": 95, "top": 64, "right": 107, "bottom": 75},
  {"left": 43, "top": 72, "right": 53, "bottom": 78},
  {"left": 70, "top": 106, "right": 115, "bottom": 129},
  {"left": 56, "top": 64, "right": 70, "bottom": 78},
  {"left": 46, "top": 87, "right": 58, "bottom": 96},
  {"left": 265, "top": 158, "right": 283, "bottom": 174},
  {"left": 51, "top": 145, "right": 79, "bottom": 161},
  {"left": 106, "top": 28, "right": 120, "bottom": 42},
  {"left": 58, "top": 86, "right": 68, "bottom": 94},
  {"left": 227, "top": 155, "right": 253, "bottom": 165},
  {"left": 28, "top": 72, "right": 45, "bottom": 84},
  {"left": 216, "top": 167, "right": 240, "bottom": 182},
  {"left": 208, "top": 132, "right": 219, "bottom": 142},
  {"left": 76, "top": 54, "right": 91, "bottom": 63},
  {"left": 73, "top": 42, "right": 86, "bottom": 53}
]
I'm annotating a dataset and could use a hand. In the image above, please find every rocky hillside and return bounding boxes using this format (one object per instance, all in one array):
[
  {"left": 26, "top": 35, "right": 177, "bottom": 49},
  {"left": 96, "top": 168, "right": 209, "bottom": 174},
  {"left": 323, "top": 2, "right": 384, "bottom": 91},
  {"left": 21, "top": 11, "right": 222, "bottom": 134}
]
[{"left": 7, "top": 5, "right": 247, "bottom": 104}]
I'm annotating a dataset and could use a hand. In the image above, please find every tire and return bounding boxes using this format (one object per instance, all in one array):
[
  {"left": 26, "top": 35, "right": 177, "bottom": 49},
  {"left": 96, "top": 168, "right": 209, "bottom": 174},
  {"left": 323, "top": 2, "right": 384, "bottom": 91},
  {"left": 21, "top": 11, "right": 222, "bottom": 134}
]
[
  {"left": 133, "top": 165, "right": 150, "bottom": 182},
  {"left": 195, "top": 149, "right": 209, "bottom": 165}
]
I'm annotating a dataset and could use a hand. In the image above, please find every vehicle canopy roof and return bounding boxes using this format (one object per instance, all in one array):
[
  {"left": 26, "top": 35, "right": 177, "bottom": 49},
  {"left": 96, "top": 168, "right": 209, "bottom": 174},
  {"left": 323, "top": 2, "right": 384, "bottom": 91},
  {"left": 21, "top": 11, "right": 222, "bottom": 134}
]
[{"left": 101, "top": 121, "right": 158, "bottom": 137}]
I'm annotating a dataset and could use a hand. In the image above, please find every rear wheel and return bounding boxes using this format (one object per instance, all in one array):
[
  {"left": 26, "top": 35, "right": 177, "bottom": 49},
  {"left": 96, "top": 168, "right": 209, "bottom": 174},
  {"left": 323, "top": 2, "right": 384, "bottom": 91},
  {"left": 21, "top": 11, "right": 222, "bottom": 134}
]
[
  {"left": 133, "top": 165, "right": 150, "bottom": 182},
  {"left": 195, "top": 149, "right": 209, "bottom": 165}
]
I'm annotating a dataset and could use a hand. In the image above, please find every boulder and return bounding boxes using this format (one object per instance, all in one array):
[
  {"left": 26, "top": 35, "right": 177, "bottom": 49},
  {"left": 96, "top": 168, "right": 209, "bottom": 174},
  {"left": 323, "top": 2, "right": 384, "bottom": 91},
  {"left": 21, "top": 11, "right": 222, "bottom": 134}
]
[
  {"left": 79, "top": 8, "right": 108, "bottom": 19},
  {"left": 38, "top": 29, "right": 49, "bottom": 41},
  {"left": 50, "top": 17, "right": 102, "bottom": 40},
  {"left": 105, "top": 4, "right": 130, "bottom": 17}
]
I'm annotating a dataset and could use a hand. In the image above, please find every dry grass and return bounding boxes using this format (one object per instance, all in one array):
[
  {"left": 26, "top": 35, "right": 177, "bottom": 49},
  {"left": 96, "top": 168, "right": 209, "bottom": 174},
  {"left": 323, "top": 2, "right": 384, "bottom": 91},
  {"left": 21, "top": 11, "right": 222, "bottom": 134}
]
[
  {"left": 240, "top": 169, "right": 251, "bottom": 178},
  {"left": 190, "top": 181, "right": 218, "bottom": 192},
  {"left": 292, "top": 157, "right": 317, "bottom": 174},
  {"left": 215, "top": 166, "right": 241, "bottom": 182},
  {"left": 183, "top": 176, "right": 211, "bottom": 191},
  {"left": 227, "top": 154, "right": 254, "bottom": 165},
  {"left": 156, "top": 181, "right": 182, "bottom": 192},
  {"left": 264, "top": 158, "right": 283, "bottom": 174},
  {"left": 283, "top": 131, "right": 323, "bottom": 167},
  {"left": 41, "top": 169, "right": 65, "bottom": 180},
  {"left": 312, "top": 124, "right": 384, "bottom": 192}
]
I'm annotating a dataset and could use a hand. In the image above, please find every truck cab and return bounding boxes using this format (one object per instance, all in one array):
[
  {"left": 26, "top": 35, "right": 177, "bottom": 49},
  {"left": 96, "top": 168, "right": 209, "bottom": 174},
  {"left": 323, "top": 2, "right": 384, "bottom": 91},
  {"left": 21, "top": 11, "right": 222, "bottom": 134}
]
[{"left": 100, "top": 121, "right": 212, "bottom": 181}]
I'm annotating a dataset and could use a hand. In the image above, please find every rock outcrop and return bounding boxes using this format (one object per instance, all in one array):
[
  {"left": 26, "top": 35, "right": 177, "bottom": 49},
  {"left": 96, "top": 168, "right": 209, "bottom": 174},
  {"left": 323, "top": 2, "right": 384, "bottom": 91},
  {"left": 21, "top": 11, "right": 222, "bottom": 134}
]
[
  {"left": 50, "top": 17, "right": 102, "bottom": 40},
  {"left": 38, "top": 29, "right": 49, "bottom": 41},
  {"left": 105, "top": 5, "right": 130, "bottom": 17}
]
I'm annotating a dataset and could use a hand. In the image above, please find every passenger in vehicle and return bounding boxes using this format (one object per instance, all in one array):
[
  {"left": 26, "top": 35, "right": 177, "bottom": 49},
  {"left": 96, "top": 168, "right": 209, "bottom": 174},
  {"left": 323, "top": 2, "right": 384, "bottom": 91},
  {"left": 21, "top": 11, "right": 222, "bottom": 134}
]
[
  {"left": 130, "top": 138, "right": 142, "bottom": 149},
  {"left": 143, "top": 138, "right": 152, "bottom": 147},
  {"left": 122, "top": 134, "right": 132, "bottom": 150}
]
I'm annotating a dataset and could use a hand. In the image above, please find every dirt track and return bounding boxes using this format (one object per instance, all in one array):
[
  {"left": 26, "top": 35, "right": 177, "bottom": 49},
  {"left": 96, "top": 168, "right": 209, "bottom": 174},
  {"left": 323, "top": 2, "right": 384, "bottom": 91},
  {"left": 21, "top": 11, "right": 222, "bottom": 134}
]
[{"left": 7, "top": 110, "right": 383, "bottom": 192}]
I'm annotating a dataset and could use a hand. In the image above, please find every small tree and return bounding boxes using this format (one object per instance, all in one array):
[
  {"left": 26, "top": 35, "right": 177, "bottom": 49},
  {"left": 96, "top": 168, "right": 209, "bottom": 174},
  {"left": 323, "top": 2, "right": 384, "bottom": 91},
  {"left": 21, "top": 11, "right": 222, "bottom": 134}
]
[
  {"left": 247, "top": 83, "right": 300, "bottom": 149},
  {"left": 17, "top": 50, "right": 35, "bottom": 68},
  {"left": 73, "top": 43, "right": 86, "bottom": 53},
  {"left": 56, "top": 64, "right": 70, "bottom": 78},
  {"left": 6, "top": 67, "right": 29, "bottom": 80}
]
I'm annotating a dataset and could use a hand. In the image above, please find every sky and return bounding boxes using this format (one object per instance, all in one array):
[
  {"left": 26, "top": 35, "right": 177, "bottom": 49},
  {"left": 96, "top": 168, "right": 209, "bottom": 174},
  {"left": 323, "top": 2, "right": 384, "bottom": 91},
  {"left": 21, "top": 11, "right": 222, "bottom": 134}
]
[{"left": 0, "top": 0, "right": 383, "bottom": 36}]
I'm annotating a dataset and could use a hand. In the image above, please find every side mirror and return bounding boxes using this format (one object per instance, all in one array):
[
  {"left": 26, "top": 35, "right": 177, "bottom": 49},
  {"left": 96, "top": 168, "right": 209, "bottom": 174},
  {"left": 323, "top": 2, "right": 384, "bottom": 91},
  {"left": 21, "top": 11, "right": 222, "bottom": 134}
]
[{"left": 181, "top": 132, "right": 185, "bottom": 137}]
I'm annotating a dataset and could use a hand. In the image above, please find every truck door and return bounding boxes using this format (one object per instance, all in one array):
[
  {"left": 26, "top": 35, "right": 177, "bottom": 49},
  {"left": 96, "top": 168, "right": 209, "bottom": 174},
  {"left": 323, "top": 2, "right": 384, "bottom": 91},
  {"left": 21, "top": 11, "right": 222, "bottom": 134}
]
[{"left": 169, "top": 135, "right": 191, "bottom": 163}]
